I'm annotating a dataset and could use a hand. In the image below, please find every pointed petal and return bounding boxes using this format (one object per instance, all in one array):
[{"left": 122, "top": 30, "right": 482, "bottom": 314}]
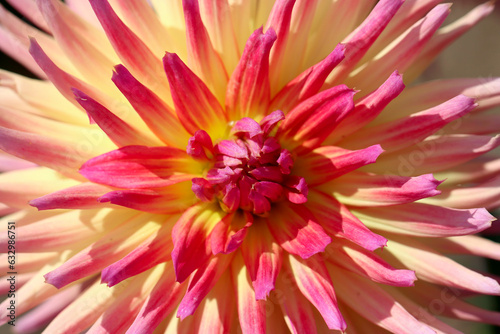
[
  {"left": 231, "top": 253, "right": 267, "bottom": 334},
  {"left": 278, "top": 85, "right": 355, "bottom": 152},
  {"left": 386, "top": 238, "right": 500, "bottom": 295},
  {"left": 14, "top": 283, "right": 83, "bottom": 334},
  {"left": 211, "top": 210, "right": 253, "bottom": 255},
  {"left": 270, "top": 44, "right": 345, "bottom": 114},
  {"left": 29, "top": 182, "right": 112, "bottom": 210},
  {"left": 0, "top": 167, "right": 79, "bottom": 209},
  {"left": 331, "top": 172, "right": 442, "bottom": 207},
  {"left": 225, "top": 27, "right": 276, "bottom": 120},
  {"left": 370, "top": 134, "right": 500, "bottom": 176},
  {"left": 377, "top": 77, "right": 500, "bottom": 124},
  {"left": 326, "top": 0, "right": 405, "bottom": 84},
  {"left": 44, "top": 213, "right": 162, "bottom": 288},
  {"left": 287, "top": 254, "right": 346, "bottom": 331},
  {"left": 0, "top": 209, "right": 134, "bottom": 253},
  {"left": 307, "top": 191, "right": 387, "bottom": 251},
  {"left": 421, "top": 175, "right": 500, "bottom": 210},
  {"left": 407, "top": 281, "right": 500, "bottom": 327},
  {"left": 112, "top": 64, "right": 191, "bottom": 147},
  {"left": 326, "top": 71, "right": 405, "bottom": 144},
  {"left": 87, "top": 266, "right": 165, "bottom": 334},
  {"left": 353, "top": 203, "right": 494, "bottom": 237},
  {"left": 98, "top": 182, "right": 197, "bottom": 214},
  {"left": 294, "top": 144, "right": 383, "bottom": 185},
  {"left": 73, "top": 89, "right": 159, "bottom": 147},
  {"left": 406, "top": 1, "right": 495, "bottom": 82},
  {"left": 344, "top": 4, "right": 451, "bottom": 94},
  {"left": 267, "top": 203, "right": 331, "bottom": 259},
  {"left": 328, "top": 242, "right": 417, "bottom": 287},
  {"left": 80, "top": 145, "right": 200, "bottom": 188},
  {"left": 163, "top": 52, "right": 227, "bottom": 137},
  {"left": 126, "top": 264, "right": 184, "bottom": 334},
  {"left": 339, "top": 95, "right": 476, "bottom": 151},
  {"left": 182, "top": 0, "right": 228, "bottom": 102},
  {"left": 101, "top": 215, "right": 177, "bottom": 287},
  {"left": 171, "top": 203, "right": 224, "bottom": 283},
  {"left": 240, "top": 219, "right": 282, "bottom": 300},
  {"left": 88, "top": 0, "right": 171, "bottom": 100},
  {"left": 275, "top": 276, "right": 317, "bottom": 334},
  {"left": 0, "top": 127, "right": 87, "bottom": 180},
  {"left": 265, "top": 0, "right": 296, "bottom": 93},
  {"left": 332, "top": 268, "right": 436, "bottom": 334},
  {"left": 198, "top": 0, "right": 240, "bottom": 74},
  {"left": 423, "top": 235, "right": 500, "bottom": 262},
  {"left": 36, "top": 0, "right": 118, "bottom": 90},
  {"left": 177, "top": 253, "right": 233, "bottom": 319}
]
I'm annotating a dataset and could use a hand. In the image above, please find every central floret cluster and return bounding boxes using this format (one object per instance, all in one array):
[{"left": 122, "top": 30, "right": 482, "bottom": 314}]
[{"left": 187, "top": 111, "right": 308, "bottom": 215}]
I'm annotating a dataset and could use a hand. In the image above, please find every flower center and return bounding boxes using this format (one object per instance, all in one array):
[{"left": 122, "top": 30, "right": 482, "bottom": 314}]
[{"left": 187, "top": 110, "right": 308, "bottom": 215}]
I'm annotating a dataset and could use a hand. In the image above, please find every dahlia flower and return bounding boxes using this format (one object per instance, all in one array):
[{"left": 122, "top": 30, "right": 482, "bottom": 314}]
[{"left": 1, "top": 0, "right": 500, "bottom": 333}]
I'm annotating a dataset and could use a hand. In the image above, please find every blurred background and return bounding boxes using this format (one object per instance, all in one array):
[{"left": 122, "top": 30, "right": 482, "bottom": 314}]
[{"left": 0, "top": 0, "right": 499, "bottom": 333}]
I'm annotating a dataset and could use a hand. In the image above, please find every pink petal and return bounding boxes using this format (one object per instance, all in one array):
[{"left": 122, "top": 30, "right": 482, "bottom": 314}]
[
  {"left": 29, "top": 182, "right": 112, "bottom": 210},
  {"left": 126, "top": 265, "right": 184, "bottom": 334},
  {"left": 211, "top": 210, "right": 253, "bottom": 255},
  {"left": 407, "top": 1, "right": 495, "bottom": 81},
  {"left": 37, "top": 0, "right": 117, "bottom": 87},
  {"left": 73, "top": 89, "right": 159, "bottom": 147},
  {"left": 278, "top": 85, "right": 355, "bottom": 152},
  {"left": 265, "top": 0, "right": 296, "bottom": 92},
  {"left": 295, "top": 144, "right": 383, "bottom": 185},
  {"left": 378, "top": 77, "right": 500, "bottom": 123},
  {"left": 267, "top": 203, "right": 331, "bottom": 259},
  {"left": 0, "top": 153, "right": 37, "bottom": 172},
  {"left": 240, "top": 220, "right": 282, "bottom": 300},
  {"left": 344, "top": 4, "right": 451, "bottom": 94},
  {"left": 275, "top": 277, "right": 317, "bottom": 334},
  {"left": 371, "top": 134, "right": 500, "bottom": 176},
  {"left": 340, "top": 95, "right": 476, "bottom": 151},
  {"left": 326, "top": 71, "right": 405, "bottom": 144},
  {"left": 177, "top": 253, "right": 233, "bottom": 320},
  {"left": 423, "top": 235, "right": 500, "bottom": 262},
  {"left": 332, "top": 172, "right": 442, "bottom": 206},
  {"left": 287, "top": 254, "right": 346, "bottom": 331},
  {"left": 44, "top": 213, "right": 160, "bottom": 288},
  {"left": 88, "top": 0, "right": 170, "bottom": 99},
  {"left": 80, "top": 145, "right": 198, "bottom": 188},
  {"left": 231, "top": 254, "right": 267, "bottom": 334},
  {"left": 270, "top": 43, "right": 345, "bottom": 113},
  {"left": 101, "top": 220, "right": 175, "bottom": 287},
  {"left": 7, "top": 0, "right": 51, "bottom": 32},
  {"left": 171, "top": 203, "right": 222, "bottom": 283},
  {"left": 327, "top": 0, "right": 405, "bottom": 83},
  {"left": 0, "top": 126, "right": 87, "bottom": 179},
  {"left": 87, "top": 269, "right": 155, "bottom": 334},
  {"left": 307, "top": 191, "right": 387, "bottom": 251},
  {"left": 421, "top": 175, "right": 500, "bottom": 210},
  {"left": 28, "top": 39, "right": 116, "bottom": 112},
  {"left": 163, "top": 52, "right": 227, "bottom": 136},
  {"left": 406, "top": 281, "right": 500, "bottom": 327},
  {"left": 14, "top": 283, "right": 84, "bottom": 334},
  {"left": 354, "top": 203, "right": 494, "bottom": 237},
  {"left": 332, "top": 269, "right": 436, "bottom": 334},
  {"left": 328, "top": 242, "right": 416, "bottom": 287},
  {"left": 0, "top": 26, "right": 47, "bottom": 78},
  {"left": 98, "top": 182, "right": 196, "bottom": 214},
  {"left": 387, "top": 237, "right": 500, "bottom": 295},
  {"left": 225, "top": 27, "right": 276, "bottom": 120},
  {"left": 112, "top": 64, "right": 191, "bottom": 147},
  {"left": 182, "top": 0, "right": 228, "bottom": 102}
]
